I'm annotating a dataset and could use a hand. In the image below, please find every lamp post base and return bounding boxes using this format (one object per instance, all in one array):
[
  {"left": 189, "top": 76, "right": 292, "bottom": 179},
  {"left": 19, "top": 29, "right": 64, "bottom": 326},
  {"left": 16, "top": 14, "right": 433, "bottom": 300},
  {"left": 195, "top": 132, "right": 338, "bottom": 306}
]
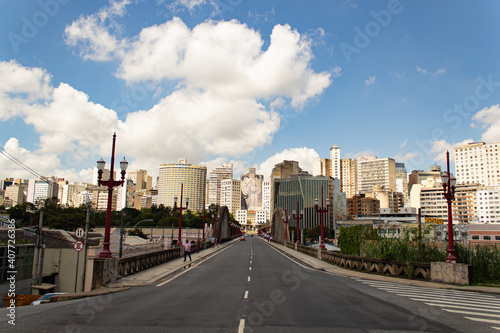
[
  {"left": 99, "top": 247, "right": 112, "bottom": 258},
  {"left": 446, "top": 253, "right": 458, "bottom": 263}
]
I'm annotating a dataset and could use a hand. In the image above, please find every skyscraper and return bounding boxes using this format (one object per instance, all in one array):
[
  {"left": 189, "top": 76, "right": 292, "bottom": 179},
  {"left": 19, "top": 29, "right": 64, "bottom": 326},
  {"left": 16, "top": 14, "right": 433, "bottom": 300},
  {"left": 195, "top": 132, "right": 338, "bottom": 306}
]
[
  {"left": 341, "top": 158, "right": 357, "bottom": 198},
  {"left": 158, "top": 159, "right": 207, "bottom": 212},
  {"left": 220, "top": 179, "right": 241, "bottom": 215},
  {"left": 207, "top": 163, "right": 233, "bottom": 207},
  {"left": 395, "top": 162, "right": 409, "bottom": 206},
  {"left": 357, "top": 156, "right": 396, "bottom": 194},
  {"left": 455, "top": 141, "right": 500, "bottom": 186},
  {"left": 330, "top": 144, "right": 341, "bottom": 179}
]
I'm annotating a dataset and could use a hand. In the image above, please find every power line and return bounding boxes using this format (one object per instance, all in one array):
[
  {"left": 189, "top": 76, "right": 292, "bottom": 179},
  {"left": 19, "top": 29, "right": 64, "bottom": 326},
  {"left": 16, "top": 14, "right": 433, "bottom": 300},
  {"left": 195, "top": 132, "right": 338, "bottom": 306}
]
[{"left": 0, "top": 146, "right": 54, "bottom": 184}]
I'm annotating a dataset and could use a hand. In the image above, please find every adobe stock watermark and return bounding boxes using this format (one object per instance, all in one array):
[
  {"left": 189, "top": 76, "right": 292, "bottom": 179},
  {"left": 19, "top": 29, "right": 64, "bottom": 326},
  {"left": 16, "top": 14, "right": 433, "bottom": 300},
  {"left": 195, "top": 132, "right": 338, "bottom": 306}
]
[
  {"left": 8, "top": 0, "right": 72, "bottom": 54},
  {"left": 64, "top": 293, "right": 114, "bottom": 333},
  {"left": 406, "top": 74, "right": 500, "bottom": 170},
  {"left": 212, "top": 0, "right": 243, "bottom": 20},
  {"left": 247, "top": 265, "right": 309, "bottom": 328},
  {"left": 340, "top": 0, "right": 404, "bottom": 64}
]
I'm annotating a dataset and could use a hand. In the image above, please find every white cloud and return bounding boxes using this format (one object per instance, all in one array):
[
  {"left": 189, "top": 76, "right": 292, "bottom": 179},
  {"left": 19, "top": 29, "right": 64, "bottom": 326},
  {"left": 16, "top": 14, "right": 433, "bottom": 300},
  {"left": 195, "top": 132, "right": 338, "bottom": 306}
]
[
  {"left": 416, "top": 66, "right": 446, "bottom": 77},
  {"left": 394, "top": 152, "right": 418, "bottom": 163},
  {"left": 0, "top": 60, "right": 53, "bottom": 120},
  {"left": 431, "top": 139, "right": 474, "bottom": 163},
  {"left": 114, "top": 19, "right": 332, "bottom": 107},
  {"left": 257, "top": 147, "right": 320, "bottom": 179},
  {"left": 344, "top": 150, "right": 376, "bottom": 159},
  {"left": 64, "top": 0, "right": 130, "bottom": 61},
  {"left": 472, "top": 104, "right": 500, "bottom": 143},
  {"left": 365, "top": 75, "right": 376, "bottom": 86}
]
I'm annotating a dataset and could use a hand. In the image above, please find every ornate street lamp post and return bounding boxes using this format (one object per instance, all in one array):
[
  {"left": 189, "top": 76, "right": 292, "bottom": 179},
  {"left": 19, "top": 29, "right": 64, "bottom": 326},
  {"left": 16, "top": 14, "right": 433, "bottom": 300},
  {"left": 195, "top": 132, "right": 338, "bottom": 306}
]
[
  {"left": 441, "top": 151, "right": 458, "bottom": 263},
  {"left": 292, "top": 201, "right": 303, "bottom": 245},
  {"left": 96, "top": 133, "right": 128, "bottom": 258},
  {"left": 174, "top": 183, "right": 188, "bottom": 246},
  {"left": 315, "top": 185, "right": 330, "bottom": 250}
]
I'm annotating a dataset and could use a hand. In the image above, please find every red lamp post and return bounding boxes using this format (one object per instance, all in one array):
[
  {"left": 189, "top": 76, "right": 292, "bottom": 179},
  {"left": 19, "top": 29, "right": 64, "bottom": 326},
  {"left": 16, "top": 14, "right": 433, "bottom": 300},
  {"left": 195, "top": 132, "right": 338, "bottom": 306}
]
[
  {"left": 292, "top": 201, "right": 303, "bottom": 245},
  {"left": 315, "top": 186, "right": 330, "bottom": 250},
  {"left": 200, "top": 209, "right": 208, "bottom": 243},
  {"left": 174, "top": 183, "right": 189, "bottom": 246},
  {"left": 441, "top": 151, "right": 458, "bottom": 263},
  {"left": 96, "top": 133, "right": 128, "bottom": 258}
]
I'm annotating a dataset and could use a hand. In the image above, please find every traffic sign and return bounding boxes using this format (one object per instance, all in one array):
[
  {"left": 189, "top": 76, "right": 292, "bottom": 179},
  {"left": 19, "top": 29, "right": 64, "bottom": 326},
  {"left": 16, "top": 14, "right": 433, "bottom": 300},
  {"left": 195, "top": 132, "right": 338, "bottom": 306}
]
[
  {"left": 75, "top": 228, "right": 85, "bottom": 238},
  {"left": 73, "top": 240, "right": 84, "bottom": 252}
]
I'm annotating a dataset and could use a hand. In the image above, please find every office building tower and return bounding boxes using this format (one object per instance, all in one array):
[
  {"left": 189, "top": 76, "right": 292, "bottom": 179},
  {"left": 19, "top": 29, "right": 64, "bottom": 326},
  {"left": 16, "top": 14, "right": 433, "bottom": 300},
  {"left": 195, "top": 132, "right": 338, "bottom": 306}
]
[
  {"left": 158, "top": 159, "right": 207, "bottom": 212},
  {"left": 220, "top": 179, "right": 241, "bottom": 215},
  {"left": 313, "top": 158, "right": 332, "bottom": 177},
  {"left": 408, "top": 166, "right": 442, "bottom": 192},
  {"left": 207, "top": 163, "right": 233, "bottom": 207},
  {"left": 341, "top": 159, "right": 357, "bottom": 198},
  {"left": 357, "top": 156, "right": 396, "bottom": 194},
  {"left": 477, "top": 186, "right": 500, "bottom": 223},
  {"left": 262, "top": 181, "right": 271, "bottom": 221},
  {"left": 128, "top": 169, "right": 153, "bottom": 191},
  {"left": 330, "top": 144, "right": 341, "bottom": 179},
  {"left": 395, "top": 162, "right": 409, "bottom": 206},
  {"left": 4, "top": 185, "right": 26, "bottom": 207},
  {"left": 455, "top": 141, "right": 500, "bottom": 186},
  {"left": 27, "top": 177, "right": 59, "bottom": 204}
]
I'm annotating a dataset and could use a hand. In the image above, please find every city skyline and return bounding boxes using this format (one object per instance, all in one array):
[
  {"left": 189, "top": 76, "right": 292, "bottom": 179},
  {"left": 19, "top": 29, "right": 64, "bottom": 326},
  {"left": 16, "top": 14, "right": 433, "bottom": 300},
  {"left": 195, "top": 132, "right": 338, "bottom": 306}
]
[{"left": 1, "top": 1, "right": 500, "bottom": 183}]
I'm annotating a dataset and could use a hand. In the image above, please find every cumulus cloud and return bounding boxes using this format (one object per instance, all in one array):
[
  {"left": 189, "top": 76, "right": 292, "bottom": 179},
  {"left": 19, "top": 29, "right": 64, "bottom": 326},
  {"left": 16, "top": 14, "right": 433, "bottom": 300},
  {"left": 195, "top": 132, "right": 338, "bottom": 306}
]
[
  {"left": 257, "top": 147, "right": 320, "bottom": 179},
  {"left": 430, "top": 138, "right": 474, "bottom": 163},
  {"left": 0, "top": 60, "right": 53, "bottom": 120},
  {"left": 472, "top": 104, "right": 500, "bottom": 143},
  {"left": 64, "top": 0, "right": 130, "bottom": 61},
  {"left": 114, "top": 19, "right": 332, "bottom": 107}
]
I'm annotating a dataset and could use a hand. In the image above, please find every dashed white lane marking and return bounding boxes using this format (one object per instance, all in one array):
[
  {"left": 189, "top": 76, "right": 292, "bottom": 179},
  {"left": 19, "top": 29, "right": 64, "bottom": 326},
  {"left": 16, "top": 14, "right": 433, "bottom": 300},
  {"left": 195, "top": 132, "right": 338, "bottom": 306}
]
[
  {"left": 249, "top": 267, "right": 252, "bottom": 271},
  {"left": 244, "top": 291, "right": 249, "bottom": 299},
  {"left": 238, "top": 319, "right": 245, "bottom": 333},
  {"left": 248, "top": 276, "right": 251, "bottom": 282}
]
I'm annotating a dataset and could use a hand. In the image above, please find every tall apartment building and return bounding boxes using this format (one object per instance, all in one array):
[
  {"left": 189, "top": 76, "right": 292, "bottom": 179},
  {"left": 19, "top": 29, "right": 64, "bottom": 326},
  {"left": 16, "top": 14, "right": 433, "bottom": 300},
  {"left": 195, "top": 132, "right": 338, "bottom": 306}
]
[
  {"left": 128, "top": 169, "right": 153, "bottom": 191},
  {"left": 330, "top": 144, "right": 341, "bottom": 179},
  {"left": 93, "top": 190, "right": 117, "bottom": 211},
  {"left": 61, "top": 183, "right": 87, "bottom": 207},
  {"left": 455, "top": 141, "right": 500, "bottom": 186},
  {"left": 262, "top": 181, "right": 271, "bottom": 221},
  {"left": 452, "top": 184, "right": 479, "bottom": 224},
  {"left": 27, "top": 178, "right": 59, "bottom": 204},
  {"left": 477, "top": 187, "right": 500, "bottom": 223},
  {"left": 395, "top": 162, "right": 409, "bottom": 206},
  {"left": 158, "top": 159, "right": 207, "bottom": 212},
  {"left": 220, "top": 179, "right": 241, "bottom": 215},
  {"left": 341, "top": 158, "right": 357, "bottom": 198},
  {"left": 420, "top": 186, "right": 448, "bottom": 221},
  {"left": 312, "top": 158, "right": 332, "bottom": 177},
  {"left": 4, "top": 185, "right": 26, "bottom": 207},
  {"left": 92, "top": 168, "right": 116, "bottom": 185},
  {"left": 207, "top": 163, "right": 233, "bottom": 207},
  {"left": 357, "top": 156, "right": 396, "bottom": 194},
  {"left": 408, "top": 165, "right": 441, "bottom": 192},
  {"left": 347, "top": 194, "right": 380, "bottom": 217}
]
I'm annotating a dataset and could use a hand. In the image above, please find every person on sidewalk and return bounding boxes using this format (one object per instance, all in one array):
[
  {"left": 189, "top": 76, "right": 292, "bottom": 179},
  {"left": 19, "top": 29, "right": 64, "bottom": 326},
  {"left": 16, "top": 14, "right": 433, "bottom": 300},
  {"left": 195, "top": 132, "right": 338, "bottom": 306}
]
[
  {"left": 211, "top": 236, "right": 216, "bottom": 248},
  {"left": 184, "top": 240, "right": 192, "bottom": 262}
]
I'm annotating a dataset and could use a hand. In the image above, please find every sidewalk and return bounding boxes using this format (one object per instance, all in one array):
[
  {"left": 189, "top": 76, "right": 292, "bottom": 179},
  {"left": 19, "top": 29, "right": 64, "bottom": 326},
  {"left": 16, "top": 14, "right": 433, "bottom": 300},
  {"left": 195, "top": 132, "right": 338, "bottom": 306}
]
[
  {"left": 53, "top": 239, "right": 239, "bottom": 303},
  {"left": 266, "top": 239, "right": 500, "bottom": 295}
]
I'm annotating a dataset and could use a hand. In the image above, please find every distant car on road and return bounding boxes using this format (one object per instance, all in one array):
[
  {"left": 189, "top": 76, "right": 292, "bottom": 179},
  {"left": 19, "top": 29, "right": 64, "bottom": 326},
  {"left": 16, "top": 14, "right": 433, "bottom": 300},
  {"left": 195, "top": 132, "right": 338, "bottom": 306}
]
[
  {"left": 31, "top": 293, "right": 67, "bottom": 305},
  {"left": 239, "top": 236, "right": 245, "bottom": 241}
]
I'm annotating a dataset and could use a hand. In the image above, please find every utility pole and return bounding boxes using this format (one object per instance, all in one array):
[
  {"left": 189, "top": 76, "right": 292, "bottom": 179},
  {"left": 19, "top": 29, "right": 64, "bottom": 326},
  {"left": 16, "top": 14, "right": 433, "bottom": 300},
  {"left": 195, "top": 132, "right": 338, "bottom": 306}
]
[
  {"left": 36, "top": 206, "right": 44, "bottom": 286},
  {"left": 81, "top": 202, "right": 91, "bottom": 292}
]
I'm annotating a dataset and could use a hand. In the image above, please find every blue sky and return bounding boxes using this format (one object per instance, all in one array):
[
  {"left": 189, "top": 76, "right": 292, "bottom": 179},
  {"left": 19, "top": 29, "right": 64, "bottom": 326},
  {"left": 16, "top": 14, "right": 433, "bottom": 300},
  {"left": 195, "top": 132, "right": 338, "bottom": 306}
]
[{"left": 1, "top": 0, "right": 500, "bottom": 182}]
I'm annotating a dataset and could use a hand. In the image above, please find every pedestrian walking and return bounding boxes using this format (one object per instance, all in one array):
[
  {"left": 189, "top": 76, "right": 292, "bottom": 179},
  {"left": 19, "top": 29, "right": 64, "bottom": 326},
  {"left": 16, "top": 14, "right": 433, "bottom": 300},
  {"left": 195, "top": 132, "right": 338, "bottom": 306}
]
[
  {"left": 184, "top": 240, "right": 192, "bottom": 262},
  {"left": 211, "top": 236, "right": 216, "bottom": 248}
]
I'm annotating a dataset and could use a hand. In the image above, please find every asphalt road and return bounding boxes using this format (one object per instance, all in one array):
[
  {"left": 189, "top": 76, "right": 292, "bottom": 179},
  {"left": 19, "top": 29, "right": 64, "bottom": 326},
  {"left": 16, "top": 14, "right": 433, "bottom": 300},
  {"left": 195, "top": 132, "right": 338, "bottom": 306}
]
[{"left": 1, "top": 237, "right": 499, "bottom": 332}]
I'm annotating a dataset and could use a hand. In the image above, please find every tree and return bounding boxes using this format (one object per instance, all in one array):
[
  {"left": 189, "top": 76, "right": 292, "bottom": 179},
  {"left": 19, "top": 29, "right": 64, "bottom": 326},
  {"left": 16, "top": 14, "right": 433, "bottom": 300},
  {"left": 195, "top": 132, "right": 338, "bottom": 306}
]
[{"left": 338, "top": 225, "right": 380, "bottom": 256}]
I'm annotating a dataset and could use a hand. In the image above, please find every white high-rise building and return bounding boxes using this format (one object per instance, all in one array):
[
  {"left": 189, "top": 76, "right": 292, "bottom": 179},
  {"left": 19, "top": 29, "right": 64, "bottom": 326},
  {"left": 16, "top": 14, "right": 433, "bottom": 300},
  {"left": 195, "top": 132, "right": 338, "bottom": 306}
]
[
  {"left": 220, "top": 179, "right": 241, "bottom": 215},
  {"left": 262, "top": 181, "right": 271, "bottom": 221},
  {"left": 27, "top": 178, "right": 59, "bottom": 204},
  {"left": 477, "top": 187, "right": 500, "bottom": 223},
  {"left": 207, "top": 163, "right": 233, "bottom": 207},
  {"left": 330, "top": 144, "right": 341, "bottom": 179},
  {"left": 158, "top": 159, "right": 207, "bottom": 212},
  {"left": 455, "top": 141, "right": 500, "bottom": 186},
  {"left": 357, "top": 156, "right": 396, "bottom": 194}
]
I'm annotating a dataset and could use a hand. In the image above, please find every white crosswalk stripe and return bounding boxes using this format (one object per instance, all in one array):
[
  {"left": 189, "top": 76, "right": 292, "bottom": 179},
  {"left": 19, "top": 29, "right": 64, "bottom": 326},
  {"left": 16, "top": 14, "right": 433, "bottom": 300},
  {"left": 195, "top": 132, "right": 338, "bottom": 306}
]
[{"left": 354, "top": 278, "right": 500, "bottom": 330}]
